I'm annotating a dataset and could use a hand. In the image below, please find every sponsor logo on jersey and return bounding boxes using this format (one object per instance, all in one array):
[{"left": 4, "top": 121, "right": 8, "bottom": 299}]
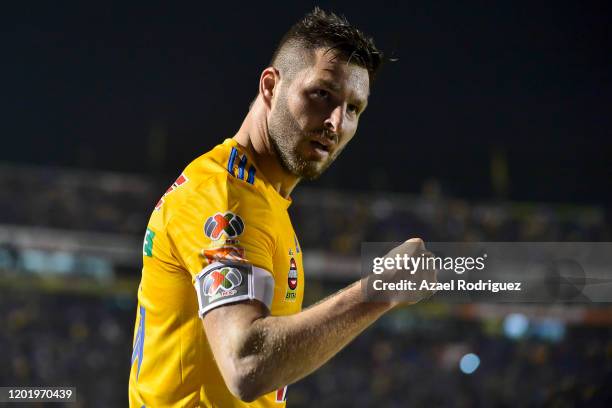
[
  {"left": 155, "top": 173, "right": 188, "bottom": 210},
  {"left": 203, "top": 267, "right": 243, "bottom": 300},
  {"left": 204, "top": 212, "right": 245, "bottom": 241},
  {"left": 202, "top": 246, "right": 246, "bottom": 264},
  {"left": 288, "top": 258, "right": 298, "bottom": 290},
  {"left": 285, "top": 257, "right": 298, "bottom": 301}
]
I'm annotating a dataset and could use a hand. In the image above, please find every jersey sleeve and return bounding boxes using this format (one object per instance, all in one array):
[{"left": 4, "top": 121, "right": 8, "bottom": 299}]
[{"left": 166, "top": 174, "right": 276, "bottom": 316}]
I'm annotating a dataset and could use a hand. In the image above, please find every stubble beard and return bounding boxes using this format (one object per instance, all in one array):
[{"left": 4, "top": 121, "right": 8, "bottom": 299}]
[{"left": 268, "top": 92, "right": 338, "bottom": 181}]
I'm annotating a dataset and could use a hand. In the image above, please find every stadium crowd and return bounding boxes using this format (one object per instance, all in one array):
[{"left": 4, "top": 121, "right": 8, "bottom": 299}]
[
  {"left": 0, "top": 164, "right": 608, "bottom": 251},
  {"left": 0, "top": 290, "right": 610, "bottom": 407},
  {"left": 1, "top": 163, "right": 610, "bottom": 406}
]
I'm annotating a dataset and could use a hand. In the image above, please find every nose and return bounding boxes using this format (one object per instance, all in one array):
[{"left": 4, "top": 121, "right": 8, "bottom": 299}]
[{"left": 324, "top": 104, "right": 344, "bottom": 136}]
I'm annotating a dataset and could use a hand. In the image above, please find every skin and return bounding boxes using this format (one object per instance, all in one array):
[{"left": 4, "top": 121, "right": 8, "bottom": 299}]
[
  {"left": 204, "top": 48, "right": 433, "bottom": 402},
  {"left": 234, "top": 47, "right": 369, "bottom": 198}
]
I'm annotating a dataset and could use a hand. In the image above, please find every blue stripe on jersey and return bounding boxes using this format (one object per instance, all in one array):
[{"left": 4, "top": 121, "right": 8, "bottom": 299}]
[
  {"left": 237, "top": 154, "right": 247, "bottom": 180},
  {"left": 247, "top": 165, "right": 256, "bottom": 184},
  {"left": 131, "top": 305, "right": 145, "bottom": 379},
  {"left": 227, "top": 147, "right": 238, "bottom": 176}
]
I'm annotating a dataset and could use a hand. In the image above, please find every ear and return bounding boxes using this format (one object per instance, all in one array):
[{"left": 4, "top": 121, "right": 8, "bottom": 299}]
[{"left": 259, "top": 67, "right": 280, "bottom": 110}]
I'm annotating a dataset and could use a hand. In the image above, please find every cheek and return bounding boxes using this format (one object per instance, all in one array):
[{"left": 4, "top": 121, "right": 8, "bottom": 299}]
[
  {"left": 339, "top": 123, "right": 358, "bottom": 145},
  {"left": 290, "top": 92, "right": 330, "bottom": 130},
  {"left": 281, "top": 94, "right": 305, "bottom": 129}
]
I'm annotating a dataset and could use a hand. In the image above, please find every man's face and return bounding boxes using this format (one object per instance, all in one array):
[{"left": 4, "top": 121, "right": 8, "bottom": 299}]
[{"left": 268, "top": 48, "right": 370, "bottom": 180}]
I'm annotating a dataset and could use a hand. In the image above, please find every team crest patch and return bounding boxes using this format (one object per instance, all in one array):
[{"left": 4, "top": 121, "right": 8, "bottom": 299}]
[
  {"left": 203, "top": 266, "right": 243, "bottom": 300},
  {"left": 204, "top": 212, "right": 244, "bottom": 240},
  {"left": 285, "top": 257, "right": 298, "bottom": 301}
]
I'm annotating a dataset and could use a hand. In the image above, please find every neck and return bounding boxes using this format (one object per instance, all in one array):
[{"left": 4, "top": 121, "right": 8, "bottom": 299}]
[{"left": 233, "top": 96, "right": 300, "bottom": 199}]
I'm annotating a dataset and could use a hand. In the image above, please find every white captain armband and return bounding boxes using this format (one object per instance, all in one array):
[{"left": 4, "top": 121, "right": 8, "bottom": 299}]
[{"left": 194, "top": 261, "right": 274, "bottom": 317}]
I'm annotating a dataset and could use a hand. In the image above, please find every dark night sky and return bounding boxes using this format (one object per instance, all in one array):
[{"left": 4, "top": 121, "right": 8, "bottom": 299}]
[{"left": 2, "top": 1, "right": 611, "bottom": 205}]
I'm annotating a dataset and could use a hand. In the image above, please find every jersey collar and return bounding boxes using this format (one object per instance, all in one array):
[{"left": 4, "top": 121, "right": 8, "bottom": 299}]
[{"left": 222, "top": 139, "right": 293, "bottom": 210}]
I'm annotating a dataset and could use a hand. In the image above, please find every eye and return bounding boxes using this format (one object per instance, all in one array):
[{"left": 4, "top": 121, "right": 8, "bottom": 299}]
[
  {"left": 347, "top": 104, "right": 359, "bottom": 115},
  {"left": 312, "top": 89, "right": 330, "bottom": 99}
]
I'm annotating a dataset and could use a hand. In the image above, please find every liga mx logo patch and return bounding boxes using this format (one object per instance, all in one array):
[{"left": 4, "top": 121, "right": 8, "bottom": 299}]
[
  {"left": 204, "top": 212, "right": 244, "bottom": 240},
  {"left": 203, "top": 267, "right": 243, "bottom": 300}
]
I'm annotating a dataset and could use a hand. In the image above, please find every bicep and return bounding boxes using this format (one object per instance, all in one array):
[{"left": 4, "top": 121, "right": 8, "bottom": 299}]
[
  {"left": 202, "top": 299, "right": 269, "bottom": 392},
  {"left": 193, "top": 261, "right": 274, "bottom": 380},
  {"left": 203, "top": 299, "right": 269, "bottom": 357}
]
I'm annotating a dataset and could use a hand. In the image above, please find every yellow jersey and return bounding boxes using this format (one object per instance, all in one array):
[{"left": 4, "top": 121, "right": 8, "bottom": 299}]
[{"left": 129, "top": 139, "right": 304, "bottom": 407}]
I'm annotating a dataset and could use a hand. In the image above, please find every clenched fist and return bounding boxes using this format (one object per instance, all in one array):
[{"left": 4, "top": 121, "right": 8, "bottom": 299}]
[{"left": 364, "top": 238, "right": 438, "bottom": 306}]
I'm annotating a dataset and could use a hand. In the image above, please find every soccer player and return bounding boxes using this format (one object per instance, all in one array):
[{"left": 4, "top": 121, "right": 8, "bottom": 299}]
[{"left": 129, "top": 8, "right": 434, "bottom": 407}]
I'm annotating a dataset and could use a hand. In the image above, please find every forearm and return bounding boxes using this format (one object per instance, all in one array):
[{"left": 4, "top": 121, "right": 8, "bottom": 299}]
[{"left": 237, "top": 280, "right": 393, "bottom": 398}]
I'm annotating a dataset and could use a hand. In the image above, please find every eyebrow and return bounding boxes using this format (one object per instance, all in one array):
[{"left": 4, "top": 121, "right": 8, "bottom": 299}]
[
  {"left": 316, "top": 78, "right": 368, "bottom": 108},
  {"left": 316, "top": 78, "right": 342, "bottom": 92}
]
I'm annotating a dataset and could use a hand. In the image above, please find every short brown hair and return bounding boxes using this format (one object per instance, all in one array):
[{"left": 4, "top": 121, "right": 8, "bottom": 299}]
[{"left": 270, "top": 7, "right": 383, "bottom": 83}]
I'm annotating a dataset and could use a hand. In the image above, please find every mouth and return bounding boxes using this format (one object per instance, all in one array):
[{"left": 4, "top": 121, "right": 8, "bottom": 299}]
[
  {"left": 309, "top": 140, "right": 331, "bottom": 158},
  {"left": 310, "top": 140, "right": 330, "bottom": 152}
]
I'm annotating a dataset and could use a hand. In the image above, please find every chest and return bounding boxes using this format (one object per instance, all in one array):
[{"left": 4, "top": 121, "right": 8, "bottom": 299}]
[{"left": 271, "top": 215, "right": 304, "bottom": 314}]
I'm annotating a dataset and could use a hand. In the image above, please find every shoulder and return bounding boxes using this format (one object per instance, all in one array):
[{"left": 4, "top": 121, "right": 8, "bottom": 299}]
[
  {"left": 163, "top": 148, "right": 279, "bottom": 230},
  {"left": 161, "top": 140, "right": 267, "bottom": 208}
]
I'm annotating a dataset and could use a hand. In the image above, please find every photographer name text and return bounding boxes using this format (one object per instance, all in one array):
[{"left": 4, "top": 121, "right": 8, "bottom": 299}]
[{"left": 372, "top": 279, "right": 522, "bottom": 292}]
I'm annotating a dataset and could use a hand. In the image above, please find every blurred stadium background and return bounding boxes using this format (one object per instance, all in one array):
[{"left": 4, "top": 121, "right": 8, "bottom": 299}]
[
  {"left": 0, "top": 164, "right": 610, "bottom": 407},
  {"left": 2, "top": 1, "right": 611, "bottom": 407}
]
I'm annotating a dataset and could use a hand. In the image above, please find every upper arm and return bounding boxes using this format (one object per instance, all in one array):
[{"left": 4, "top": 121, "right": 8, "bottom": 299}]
[
  {"left": 192, "top": 261, "right": 274, "bottom": 368},
  {"left": 203, "top": 299, "right": 268, "bottom": 368},
  {"left": 202, "top": 299, "right": 270, "bottom": 401}
]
